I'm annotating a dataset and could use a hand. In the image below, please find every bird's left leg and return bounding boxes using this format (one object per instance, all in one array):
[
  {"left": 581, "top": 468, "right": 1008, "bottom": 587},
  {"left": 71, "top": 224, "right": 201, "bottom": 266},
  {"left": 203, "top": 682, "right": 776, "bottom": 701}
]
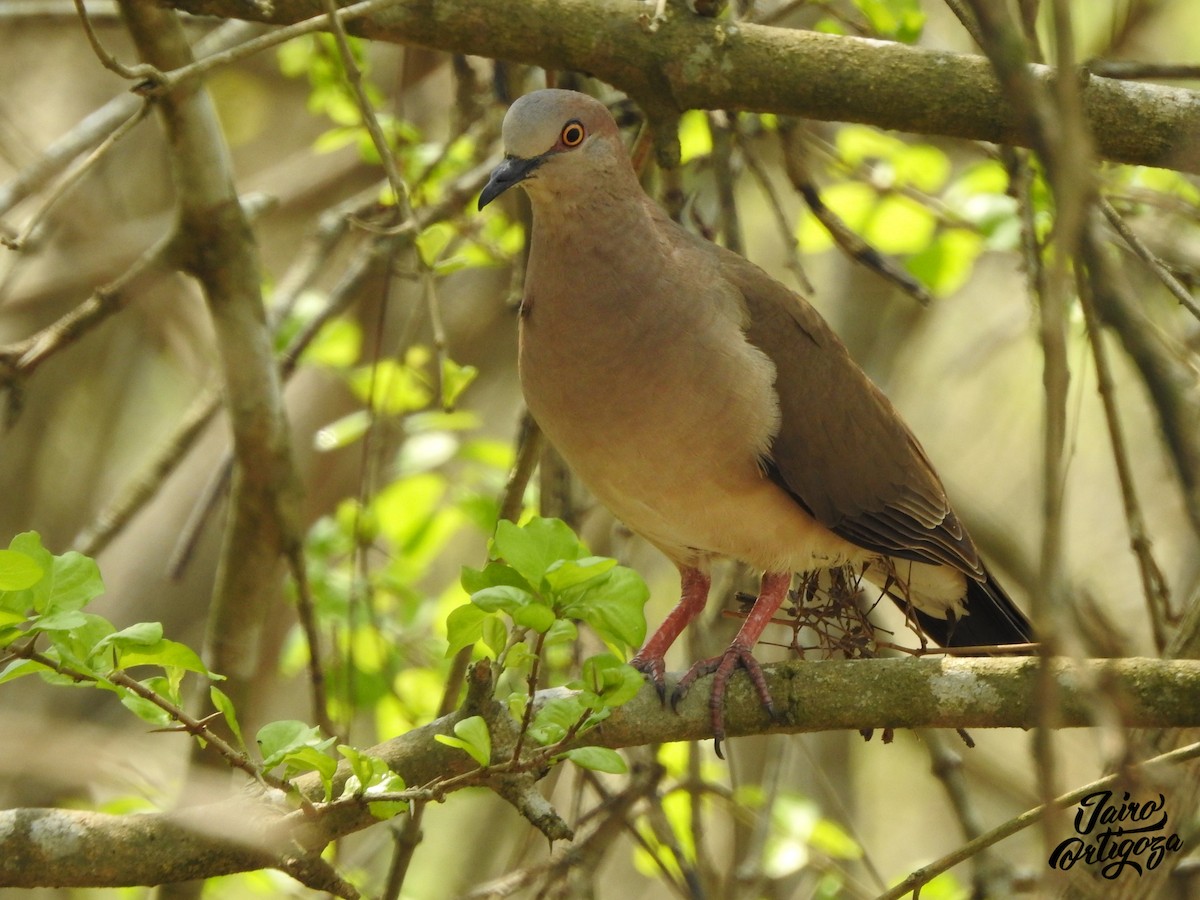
[
  {"left": 671, "top": 570, "right": 792, "bottom": 758},
  {"left": 631, "top": 566, "right": 710, "bottom": 700}
]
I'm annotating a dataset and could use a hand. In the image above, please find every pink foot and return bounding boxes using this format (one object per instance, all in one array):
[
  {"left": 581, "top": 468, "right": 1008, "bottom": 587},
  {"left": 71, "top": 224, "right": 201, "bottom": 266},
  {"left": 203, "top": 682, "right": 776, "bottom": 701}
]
[
  {"left": 630, "top": 652, "right": 668, "bottom": 702},
  {"left": 671, "top": 570, "right": 793, "bottom": 758},
  {"left": 672, "top": 643, "right": 777, "bottom": 759}
]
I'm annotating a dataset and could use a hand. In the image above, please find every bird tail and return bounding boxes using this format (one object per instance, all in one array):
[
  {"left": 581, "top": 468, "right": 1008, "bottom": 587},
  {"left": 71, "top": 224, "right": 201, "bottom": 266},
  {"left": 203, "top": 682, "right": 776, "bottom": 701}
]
[{"left": 909, "top": 568, "right": 1033, "bottom": 649}]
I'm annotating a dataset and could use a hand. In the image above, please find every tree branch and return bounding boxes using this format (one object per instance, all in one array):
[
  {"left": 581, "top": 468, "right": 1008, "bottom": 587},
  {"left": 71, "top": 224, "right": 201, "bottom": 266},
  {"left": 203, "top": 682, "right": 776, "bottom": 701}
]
[
  {"left": 118, "top": 0, "right": 303, "bottom": 714},
  {"left": 154, "top": 0, "right": 1200, "bottom": 173},
  {"left": 2, "top": 657, "right": 1199, "bottom": 889}
]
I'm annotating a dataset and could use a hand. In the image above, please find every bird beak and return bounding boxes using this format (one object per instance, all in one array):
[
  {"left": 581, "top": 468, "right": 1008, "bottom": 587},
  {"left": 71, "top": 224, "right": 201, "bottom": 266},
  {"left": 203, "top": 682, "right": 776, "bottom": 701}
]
[{"left": 478, "top": 155, "right": 543, "bottom": 210}]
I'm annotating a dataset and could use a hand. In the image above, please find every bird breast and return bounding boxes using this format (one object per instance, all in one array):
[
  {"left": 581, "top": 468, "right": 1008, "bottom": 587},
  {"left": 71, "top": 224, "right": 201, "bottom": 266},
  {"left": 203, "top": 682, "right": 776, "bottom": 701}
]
[{"left": 517, "top": 221, "right": 807, "bottom": 566}]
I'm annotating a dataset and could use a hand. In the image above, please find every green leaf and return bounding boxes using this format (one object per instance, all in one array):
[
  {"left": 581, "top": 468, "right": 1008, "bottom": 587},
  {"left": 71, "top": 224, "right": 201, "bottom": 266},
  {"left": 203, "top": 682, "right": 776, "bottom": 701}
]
[
  {"left": 678, "top": 110, "right": 712, "bottom": 164},
  {"left": 504, "top": 641, "right": 536, "bottom": 673},
  {"left": 836, "top": 125, "right": 905, "bottom": 167},
  {"left": 95, "top": 621, "right": 163, "bottom": 652},
  {"left": 862, "top": 194, "right": 937, "bottom": 255},
  {"left": 558, "top": 566, "right": 649, "bottom": 652},
  {"left": 813, "top": 17, "right": 848, "bottom": 35},
  {"left": 481, "top": 614, "right": 508, "bottom": 657},
  {"left": 302, "top": 316, "right": 362, "bottom": 369},
  {"left": 0, "top": 536, "right": 103, "bottom": 617},
  {"left": 364, "top": 773, "right": 409, "bottom": 819},
  {"left": 434, "top": 714, "right": 491, "bottom": 766},
  {"left": 348, "top": 356, "right": 433, "bottom": 415},
  {"left": 542, "top": 617, "right": 578, "bottom": 647},
  {"left": 42, "top": 551, "right": 105, "bottom": 614},
  {"left": 528, "top": 694, "right": 591, "bottom": 746},
  {"left": 115, "top": 639, "right": 210, "bottom": 676},
  {"left": 8, "top": 533, "right": 52, "bottom": 571},
  {"left": 367, "top": 797, "right": 409, "bottom": 819},
  {"left": 892, "top": 144, "right": 950, "bottom": 192},
  {"left": 32, "top": 610, "right": 89, "bottom": 632},
  {"left": 852, "top": 0, "right": 925, "bottom": 41},
  {"left": 905, "top": 229, "right": 983, "bottom": 297},
  {"left": 469, "top": 584, "right": 556, "bottom": 634},
  {"left": 314, "top": 410, "right": 372, "bottom": 451},
  {"left": 810, "top": 817, "right": 862, "bottom": 859},
  {"left": 440, "top": 357, "right": 478, "bottom": 411},
  {"left": 415, "top": 222, "right": 454, "bottom": 268},
  {"left": 0, "top": 549, "right": 44, "bottom": 591},
  {"left": 119, "top": 684, "right": 173, "bottom": 727},
  {"left": 451, "top": 715, "right": 491, "bottom": 762},
  {"left": 210, "top": 686, "right": 246, "bottom": 749},
  {"left": 41, "top": 612, "right": 114, "bottom": 671},
  {"left": 576, "top": 655, "right": 644, "bottom": 708},
  {"left": 257, "top": 720, "right": 332, "bottom": 768},
  {"left": 460, "top": 561, "right": 532, "bottom": 595},
  {"left": 902, "top": 871, "right": 966, "bottom": 899},
  {"left": 338, "top": 743, "right": 384, "bottom": 790},
  {"left": 470, "top": 585, "right": 538, "bottom": 615},
  {"left": 491, "top": 517, "right": 584, "bottom": 587},
  {"left": 0, "top": 611, "right": 23, "bottom": 644},
  {"left": 445, "top": 602, "right": 489, "bottom": 656},
  {"left": 281, "top": 745, "right": 339, "bottom": 788},
  {"left": 563, "top": 746, "right": 627, "bottom": 774},
  {"left": 512, "top": 602, "right": 556, "bottom": 634},
  {"left": 544, "top": 556, "right": 617, "bottom": 591},
  {"left": 796, "top": 181, "right": 876, "bottom": 252},
  {"left": 0, "top": 657, "right": 46, "bottom": 685}
]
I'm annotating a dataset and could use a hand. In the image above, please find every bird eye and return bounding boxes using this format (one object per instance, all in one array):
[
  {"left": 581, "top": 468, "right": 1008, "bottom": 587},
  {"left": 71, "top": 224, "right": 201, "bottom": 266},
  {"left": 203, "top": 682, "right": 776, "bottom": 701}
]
[{"left": 560, "top": 120, "right": 586, "bottom": 147}]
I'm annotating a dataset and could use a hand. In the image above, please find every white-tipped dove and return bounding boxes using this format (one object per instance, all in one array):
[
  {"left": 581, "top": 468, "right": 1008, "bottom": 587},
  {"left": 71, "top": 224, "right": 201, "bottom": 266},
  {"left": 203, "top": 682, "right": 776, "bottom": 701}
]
[{"left": 479, "top": 89, "right": 1031, "bottom": 754}]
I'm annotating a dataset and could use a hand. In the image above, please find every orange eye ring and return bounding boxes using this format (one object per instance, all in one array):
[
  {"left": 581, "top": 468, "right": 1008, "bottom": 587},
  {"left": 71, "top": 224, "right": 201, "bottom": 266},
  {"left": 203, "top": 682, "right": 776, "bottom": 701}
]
[{"left": 560, "top": 120, "right": 586, "bottom": 148}]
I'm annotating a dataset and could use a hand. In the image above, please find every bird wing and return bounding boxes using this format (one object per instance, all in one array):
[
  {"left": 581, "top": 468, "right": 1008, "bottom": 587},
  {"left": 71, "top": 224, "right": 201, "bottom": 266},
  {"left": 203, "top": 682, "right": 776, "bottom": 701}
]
[{"left": 710, "top": 242, "right": 984, "bottom": 578}]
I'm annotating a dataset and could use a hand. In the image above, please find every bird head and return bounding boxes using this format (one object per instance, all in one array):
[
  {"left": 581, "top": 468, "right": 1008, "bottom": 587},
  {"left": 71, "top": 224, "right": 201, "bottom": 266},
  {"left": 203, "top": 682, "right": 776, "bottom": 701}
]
[{"left": 478, "top": 90, "right": 626, "bottom": 210}]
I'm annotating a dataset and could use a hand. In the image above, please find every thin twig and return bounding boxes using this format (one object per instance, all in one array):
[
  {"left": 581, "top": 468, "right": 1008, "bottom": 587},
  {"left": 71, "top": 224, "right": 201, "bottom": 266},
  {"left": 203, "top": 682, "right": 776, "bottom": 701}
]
[
  {"left": 133, "top": 0, "right": 406, "bottom": 97},
  {"left": 422, "top": 273, "right": 452, "bottom": 409},
  {"left": 707, "top": 109, "right": 743, "bottom": 255},
  {"left": 737, "top": 123, "right": 813, "bottom": 293},
  {"left": 1099, "top": 194, "right": 1200, "bottom": 323},
  {"left": 268, "top": 185, "right": 382, "bottom": 323},
  {"left": 779, "top": 124, "right": 933, "bottom": 306},
  {"left": 169, "top": 165, "right": 490, "bottom": 576},
  {"left": 286, "top": 544, "right": 342, "bottom": 741},
  {"left": 8, "top": 642, "right": 310, "bottom": 810},
  {"left": 0, "top": 21, "right": 257, "bottom": 218},
  {"left": 72, "top": 0, "right": 159, "bottom": 79},
  {"left": 968, "top": 0, "right": 1102, "bottom": 862},
  {"left": 510, "top": 631, "right": 547, "bottom": 764},
  {"left": 921, "top": 729, "right": 1013, "bottom": 896},
  {"left": 74, "top": 384, "right": 221, "bottom": 555},
  {"left": 5, "top": 99, "right": 152, "bottom": 251},
  {"left": 1, "top": 226, "right": 169, "bottom": 374},
  {"left": 878, "top": 739, "right": 1200, "bottom": 900},
  {"left": 1086, "top": 60, "right": 1200, "bottom": 80},
  {"left": 317, "top": 0, "right": 413, "bottom": 221},
  {"left": 940, "top": 0, "right": 985, "bottom": 48},
  {"left": 1077, "top": 226, "right": 1172, "bottom": 651},
  {"left": 498, "top": 412, "right": 543, "bottom": 526},
  {"left": 166, "top": 456, "right": 232, "bottom": 580}
]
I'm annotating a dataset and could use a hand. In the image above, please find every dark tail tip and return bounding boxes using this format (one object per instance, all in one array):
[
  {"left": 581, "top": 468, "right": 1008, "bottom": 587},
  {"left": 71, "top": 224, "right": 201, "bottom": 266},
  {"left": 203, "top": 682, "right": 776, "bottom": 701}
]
[{"left": 911, "top": 570, "right": 1033, "bottom": 650}]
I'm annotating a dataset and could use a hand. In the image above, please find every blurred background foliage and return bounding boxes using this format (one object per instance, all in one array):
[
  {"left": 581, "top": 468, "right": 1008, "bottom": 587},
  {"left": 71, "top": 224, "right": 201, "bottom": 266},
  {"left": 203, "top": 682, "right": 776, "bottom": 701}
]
[{"left": 2, "top": 0, "right": 1200, "bottom": 897}]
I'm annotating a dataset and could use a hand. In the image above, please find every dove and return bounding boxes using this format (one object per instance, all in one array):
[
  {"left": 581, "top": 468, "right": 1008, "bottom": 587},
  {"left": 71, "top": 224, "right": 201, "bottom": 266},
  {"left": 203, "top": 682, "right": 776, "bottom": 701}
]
[{"left": 478, "top": 89, "right": 1031, "bottom": 754}]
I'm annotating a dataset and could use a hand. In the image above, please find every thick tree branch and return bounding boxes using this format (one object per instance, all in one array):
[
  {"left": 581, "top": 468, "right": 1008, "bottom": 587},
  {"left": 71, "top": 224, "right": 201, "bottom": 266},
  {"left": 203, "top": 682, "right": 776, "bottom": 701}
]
[
  {"left": 118, "top": 0, "right": 303, "bottom": 710},
  {"left": 2, "top": 657, "right": 1199, "bottom": 889},
  {"left": 156, "top": 0, "right": 1200, "bottom": 173}
]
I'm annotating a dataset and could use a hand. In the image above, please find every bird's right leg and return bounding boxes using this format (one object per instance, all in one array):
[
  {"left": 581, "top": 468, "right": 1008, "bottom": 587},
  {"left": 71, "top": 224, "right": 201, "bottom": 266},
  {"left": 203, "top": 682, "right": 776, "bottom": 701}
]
[{"left": 630, "top": 566, "right": 711, "bottom": 701}]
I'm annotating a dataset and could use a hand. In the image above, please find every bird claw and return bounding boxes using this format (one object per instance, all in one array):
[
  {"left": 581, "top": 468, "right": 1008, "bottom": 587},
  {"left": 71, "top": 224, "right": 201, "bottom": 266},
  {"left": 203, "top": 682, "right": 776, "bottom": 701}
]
[
  {"left": 630, "top": 653, "right": 668, "bottom": 704},
  {"left": 671, "top": 644, "right": 777, "bottom": 759}
]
